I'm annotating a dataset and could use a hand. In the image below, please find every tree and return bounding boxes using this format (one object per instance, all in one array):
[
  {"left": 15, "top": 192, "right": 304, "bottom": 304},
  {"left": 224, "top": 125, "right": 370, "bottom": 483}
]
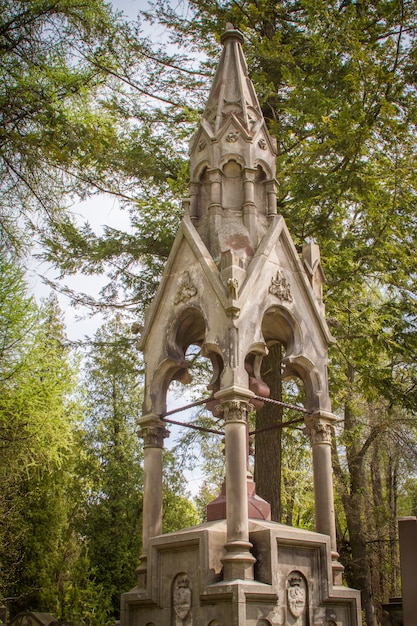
[
  {"left": 76, "top": 315, "right": 144, "bottom": 621},
  {"left": 0, "top": 0, "right": 123, "bottom": 251},
  {"left": 78, "top": 315, "right": 198, "bottom": 621},
  {"left": 17, "top": 1, "right": 417, "bottom": 622},
  {"left": 0, "top": 249, "right": 81, "bottom": 616},
  {"left": 122, "top": 6, "right": 417, "bottom": 624}
]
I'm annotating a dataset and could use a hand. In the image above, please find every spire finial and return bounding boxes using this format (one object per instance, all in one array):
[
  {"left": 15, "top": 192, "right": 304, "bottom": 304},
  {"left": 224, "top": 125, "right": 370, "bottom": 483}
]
[{"left": 221, "top": 22, "right": 244, "bottom": 44}]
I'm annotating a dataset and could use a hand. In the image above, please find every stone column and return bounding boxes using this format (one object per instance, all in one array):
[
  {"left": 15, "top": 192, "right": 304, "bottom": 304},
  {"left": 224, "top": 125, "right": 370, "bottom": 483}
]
[
  {"left": 189, "top": 182, "right": 201, "bottom": 222},
  {"left": 307, "top": 411, "right": 344, "bottom": 585},
  {"left": 207, "top": 168, "right": 223, "bottom": 260},
  {"left": 136, "top": 418, "right": 168, "bottom": 589},
  {"left": 243, "top": 167, "right": 257, "bottom": 246},
  {"left": 265, "top": 179, "right": 278, "bottom": 217},
  {"left": 219, "top": 398, "right": 256, "bottom": 580},
  {"left": 243, "top": 167, "right": 256, "bottom": 206},
  {"left": 208, "top": 168, "right": 222, "bottom": 211}
]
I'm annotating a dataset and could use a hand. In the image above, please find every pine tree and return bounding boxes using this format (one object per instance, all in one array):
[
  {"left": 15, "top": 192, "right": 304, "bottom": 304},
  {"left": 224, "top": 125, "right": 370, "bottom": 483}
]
[{"left": 0, "top": 249, "right": 81, "bottom": 616}]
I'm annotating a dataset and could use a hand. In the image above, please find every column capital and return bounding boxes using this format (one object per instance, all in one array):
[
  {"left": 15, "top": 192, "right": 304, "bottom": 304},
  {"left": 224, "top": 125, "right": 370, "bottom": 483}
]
[
  {"left": 243, "top": 166, "right": 257, "bottom": 180},
  {"left": 189, "top": 180, "right": 202, "bottom": 193},
  {"left": 218, "top": 398, "right": 253, "bottom": 423},
  {"left": 309, "top": 421, "right": 333, "bottom": 445},
  {"left": 139, "top": 418, "right": 169, "bottom": 448},
  {"left": 207, "top": 167, "right": 222, "bottom": 182},
  {"left": 306, "top": 411, "right": 336, "bottom": 445}
]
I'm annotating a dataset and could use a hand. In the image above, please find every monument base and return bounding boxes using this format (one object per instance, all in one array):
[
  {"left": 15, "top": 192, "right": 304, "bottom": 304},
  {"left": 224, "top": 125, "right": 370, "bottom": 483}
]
[{"left": 121, "top": 519, "right": 361, "bottom": 625}]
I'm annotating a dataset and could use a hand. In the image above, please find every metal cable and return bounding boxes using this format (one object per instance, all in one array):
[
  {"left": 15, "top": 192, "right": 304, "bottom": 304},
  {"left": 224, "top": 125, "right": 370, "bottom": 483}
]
[
  {"left": 159, "top": 394, "right": 309, "bottom": 436},
  {"left": 253, "top": 395, "right": 313, "bottom": 415},
  {"left": 162, "top": 417, "right": 224, "bottom": 436}
]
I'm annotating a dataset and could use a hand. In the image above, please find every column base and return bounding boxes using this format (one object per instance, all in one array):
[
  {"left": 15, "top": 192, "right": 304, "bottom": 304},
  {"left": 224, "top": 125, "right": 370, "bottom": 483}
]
[
  {"left": 136, "top": 554, "right": 147, "bottom": 589},
  {"left": 206, "top": 476, "right": 271, "bottom": 522},
  {"left": 222, "top": 539, "right": 256, "bottom": 581},
  {"left": 331, "top": 551, "right": 345, "bottom": 586}
]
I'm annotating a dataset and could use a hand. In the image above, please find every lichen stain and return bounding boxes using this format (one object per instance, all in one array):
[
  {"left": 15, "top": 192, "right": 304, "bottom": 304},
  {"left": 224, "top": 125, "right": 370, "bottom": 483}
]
[{"left": 226, "top": 233, "right": 254, "bottom": 257}]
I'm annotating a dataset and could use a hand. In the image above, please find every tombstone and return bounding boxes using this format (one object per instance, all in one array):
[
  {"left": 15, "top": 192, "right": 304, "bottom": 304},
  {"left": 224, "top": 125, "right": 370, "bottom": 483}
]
[{"left": 121, "top": 24, "right": 362, "bottom": 626}]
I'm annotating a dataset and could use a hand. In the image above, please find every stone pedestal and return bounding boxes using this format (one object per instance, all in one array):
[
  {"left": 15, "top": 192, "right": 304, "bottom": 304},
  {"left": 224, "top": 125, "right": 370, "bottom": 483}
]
[{"left": 121, "top": 519, "right": 361, "bottom": 626}]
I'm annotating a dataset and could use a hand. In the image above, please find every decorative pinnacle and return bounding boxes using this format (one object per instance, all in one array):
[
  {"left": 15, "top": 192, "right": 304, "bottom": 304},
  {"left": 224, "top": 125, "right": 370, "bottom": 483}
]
[{"left": 221, "top": 22, "right": 244, "bottom": 44}]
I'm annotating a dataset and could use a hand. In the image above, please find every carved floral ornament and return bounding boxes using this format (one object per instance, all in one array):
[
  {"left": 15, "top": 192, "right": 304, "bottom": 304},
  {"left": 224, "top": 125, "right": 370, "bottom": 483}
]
[
  {"left": 218, "top": 399, "right": 254, "bottom": 422},
  {"left": 174, "top": 271, "right": 198, "bottom": 305},
  {"left": 269, "top": 269, "right": 293, "bottom": 302},
  {"left": 141, "top": 423, "right": 170, "bottom": 448},
  {"left": 309, "top": 420, "right": 333, "bottom": 444}
]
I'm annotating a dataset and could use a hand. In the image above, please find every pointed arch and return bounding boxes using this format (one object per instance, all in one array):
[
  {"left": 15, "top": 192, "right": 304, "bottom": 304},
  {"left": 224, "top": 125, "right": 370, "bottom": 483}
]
[{"left": 149, "top": 306, "right": 207, "bottom": 414}]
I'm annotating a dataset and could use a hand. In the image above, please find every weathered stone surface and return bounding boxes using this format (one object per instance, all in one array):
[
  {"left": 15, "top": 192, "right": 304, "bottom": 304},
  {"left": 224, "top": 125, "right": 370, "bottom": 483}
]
[
  {"left": 122, "top": 22, "right": 362, "bottom": 626},
  {"left": 121, "top": 520, "right": 361, "bottom": 626},
  {"left": 398, "top": 517, "right": 417, "bottom": 626}
]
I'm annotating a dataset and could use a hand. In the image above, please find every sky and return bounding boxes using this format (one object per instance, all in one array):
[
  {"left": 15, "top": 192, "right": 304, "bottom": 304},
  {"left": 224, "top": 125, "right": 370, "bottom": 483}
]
[
  {"left": 30, "top": 0, "right": 201, "bottom": 341},
  {"left": 29, "top": 0, "right": 161, "bottom": 341},
  {"left": 27, "top": 0, "right": 208, "bottom": 494}
]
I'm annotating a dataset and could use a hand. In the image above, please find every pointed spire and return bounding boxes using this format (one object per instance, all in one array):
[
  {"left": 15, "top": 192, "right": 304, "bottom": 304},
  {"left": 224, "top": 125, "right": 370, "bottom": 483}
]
[
  {"left": 202, "top": 23, "right": 263, "bottom": 136},
  {"left": 186, "top": 23, "right": 278, "bottom": 271}
]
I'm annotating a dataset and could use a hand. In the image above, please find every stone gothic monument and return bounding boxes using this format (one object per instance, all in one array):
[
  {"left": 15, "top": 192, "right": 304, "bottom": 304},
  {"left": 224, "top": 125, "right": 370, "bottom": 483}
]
[{"left": 121, "top": 24, "right": 362, "bottom": 626}]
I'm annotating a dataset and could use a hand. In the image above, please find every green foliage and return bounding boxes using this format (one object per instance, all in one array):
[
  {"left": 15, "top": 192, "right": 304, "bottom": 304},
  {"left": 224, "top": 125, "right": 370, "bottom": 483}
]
[
  {"left": 76, "top": 315, "right": 144, "bottom": 619},
  {"left": 2, "top": 1, "right": 416, "bottom": 622},
  {"left": 61, "top": 554, "right": 114, "bottom": 626},
  {"left": 0, "top": 248, "right": 81, "bottom": 615},
  {"left": 124, "top": 5, "right": 417, "bottom": 623},
  {"left": 162, "top": 451, "right": 200, "bottom": 531},
  {"left": 0, "top": 0, "right": 126, "bottom": 252},
  {"left": 76, "top": 315, "right": 199, "bottom": 620}
]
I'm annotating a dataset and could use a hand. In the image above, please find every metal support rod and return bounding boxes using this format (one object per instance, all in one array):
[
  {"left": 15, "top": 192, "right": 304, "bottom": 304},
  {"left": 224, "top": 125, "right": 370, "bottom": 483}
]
[{"left": 160, "top": 394, "right": 311, "bottom": 419}]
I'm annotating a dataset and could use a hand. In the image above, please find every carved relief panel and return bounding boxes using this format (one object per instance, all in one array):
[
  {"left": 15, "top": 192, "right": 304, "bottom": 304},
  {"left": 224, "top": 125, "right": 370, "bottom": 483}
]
[
  {"left": 286, "top": 571, "right": 308, "bottom": 626},
  {"left": 172, "top": 572, "right": 192, "bottom": 626}
]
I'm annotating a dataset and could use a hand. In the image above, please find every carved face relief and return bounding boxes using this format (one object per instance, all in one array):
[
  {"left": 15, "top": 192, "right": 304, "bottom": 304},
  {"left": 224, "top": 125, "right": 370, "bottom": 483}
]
[
  {"left": 173, "top": 573, "right": 192, "bottom": 621},
  {"left": 287, "top": 574, "right": 307, "bottom": 620}
]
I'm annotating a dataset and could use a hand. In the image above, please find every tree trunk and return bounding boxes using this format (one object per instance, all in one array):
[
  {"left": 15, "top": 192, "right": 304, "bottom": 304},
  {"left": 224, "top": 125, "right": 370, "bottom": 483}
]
[
  {"left": 343, "top": 384, "right": 377, "bottom": 626},
  {"left": 254, "top": 342, "right": 283, "bottom": 522},
  {"left": 370, "top": 438, "right": 385, "bottom": 610}
]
